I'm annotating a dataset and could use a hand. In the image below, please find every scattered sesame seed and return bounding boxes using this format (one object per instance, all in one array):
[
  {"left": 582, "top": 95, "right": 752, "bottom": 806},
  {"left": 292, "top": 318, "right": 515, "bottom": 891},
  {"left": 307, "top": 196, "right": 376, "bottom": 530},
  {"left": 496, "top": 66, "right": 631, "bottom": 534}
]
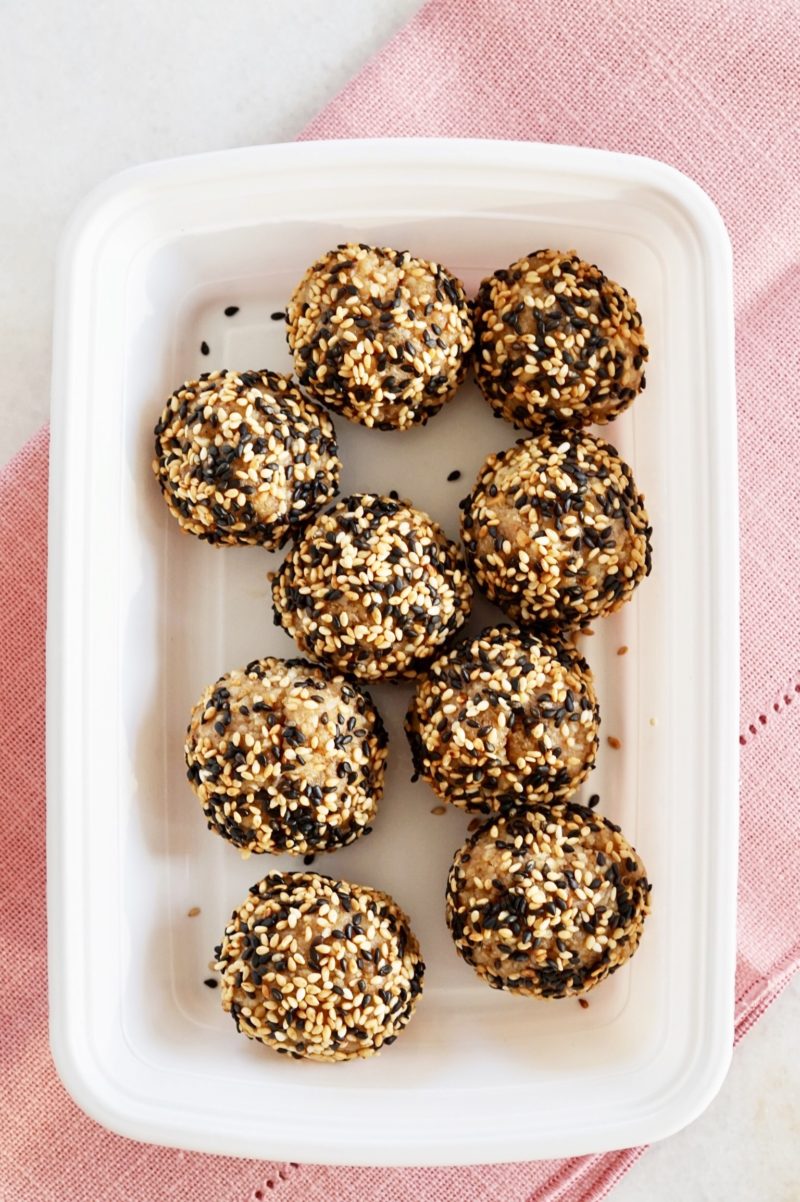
[
  {"left": 649, "top": 717, "right": 657, "bottom": 727},
  {"left": 617, "top": 645, "right": 629, "bottom": 656},
  {"left": 447, "top": 469, "right": 462, "bottom": 482},
  {"left": 224, "top": 305, "right": 240, "bottom": 317},
  {"left": 578, "top": 997, "right": 590, "bottom": 1009},
  {"left": 187, "top": 906, "right": 201, "bottom": 918},
  {"left": 200, "top": 341, "right": 210, "bottom": 356},
  {"left": 204, "top": 978, "right": 218, "bottom": 989},
  {"left": 607, "top": 736, "right": 622, "bottom": 749},
  {"left": 430, "top": 805, "right": 446, "bottom": 815},
  {"left": 270, "top": 310, "right": 285, "bottom": 321}
]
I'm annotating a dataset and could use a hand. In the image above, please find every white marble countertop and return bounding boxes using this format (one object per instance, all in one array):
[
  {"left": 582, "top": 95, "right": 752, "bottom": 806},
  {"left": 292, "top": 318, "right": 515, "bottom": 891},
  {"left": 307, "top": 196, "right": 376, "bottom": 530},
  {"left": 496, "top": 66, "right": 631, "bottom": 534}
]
[{"left": 4, "top": 2, "right": 798, "bottom": 1196}]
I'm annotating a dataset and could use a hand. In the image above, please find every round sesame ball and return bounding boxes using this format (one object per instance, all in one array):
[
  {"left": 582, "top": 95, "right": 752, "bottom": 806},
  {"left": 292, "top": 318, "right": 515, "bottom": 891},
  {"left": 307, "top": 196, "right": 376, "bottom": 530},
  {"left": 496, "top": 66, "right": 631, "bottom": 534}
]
[
  {"left": 406, "top": 625, "right": 599, "bottom": 814},
  {"left": 153, "top": 369, "right": 341, "bottom": 547},
  {"left": 474, "top": 249, "right": 648, "bottom": 431},
  {"left": 185, "top": 657, "right": 387, "bottom": 856},
  {"left": 286, "top": 243, "right": 474, "bottom": 431},
  {"left": 446, "top": 804, "right": 651, "bottom": 998},
  {"left": 461, "top": 431, "right": 652, "bottom": 628},
  {"left": 215, "top": 871, "right": 425, "bottom": 1061},
  {"left": 272, "top": 493, "right": 473, "bottom": 682}
]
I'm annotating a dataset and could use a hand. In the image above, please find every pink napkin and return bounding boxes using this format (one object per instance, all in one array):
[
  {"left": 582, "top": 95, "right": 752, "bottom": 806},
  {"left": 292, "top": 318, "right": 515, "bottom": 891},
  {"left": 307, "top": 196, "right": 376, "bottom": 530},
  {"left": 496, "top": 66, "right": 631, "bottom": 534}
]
[{"left": 2, "top": 1, "right": 799, "bottom": 1199}]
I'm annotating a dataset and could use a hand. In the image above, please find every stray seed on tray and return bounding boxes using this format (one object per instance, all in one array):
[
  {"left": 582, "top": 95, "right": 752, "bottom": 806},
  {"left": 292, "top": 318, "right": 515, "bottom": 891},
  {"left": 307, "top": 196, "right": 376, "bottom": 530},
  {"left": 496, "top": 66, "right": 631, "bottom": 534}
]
[
  {"left": 431, "top": 805, "right": 446, "bottom": 816},
  {"left": 607, "top": 736, "right": 622, "bottom": 750},
  {"left": 203, "top": 978, "right": 218, "bottom": 989},
  {"left": 200, "top": 340, "right": 210, "bottom": 355},
  {"left": 578, "top": 998, "right": 590, "bottom": 1009},
  {"left": 270, "top": 310, "right": 285, "bottom": 321},
  {"left": 588, "top": 793, "right": 600, "bottom": 808},
  {"left": 224, "top": 305, "right": 240, "bottom": 317},
  {"left": 447, "top": 469, "right": 462, "bottom": 482},
  {"left": 617, "top": 645, "right": 629, "bottom": 656},
  {"left": 303, "top": 853, "right": 317, "bottom": 866},
  {"left": 187, "top": 906, "right": 201, "bottom": 918}
]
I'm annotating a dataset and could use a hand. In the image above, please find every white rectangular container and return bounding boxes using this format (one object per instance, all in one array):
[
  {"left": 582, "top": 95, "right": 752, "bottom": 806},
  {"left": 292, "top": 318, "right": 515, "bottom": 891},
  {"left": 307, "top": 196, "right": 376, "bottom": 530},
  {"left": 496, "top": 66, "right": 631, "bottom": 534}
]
[{"left": 47, "top": 139, "right": 738, "bottom": 1165}]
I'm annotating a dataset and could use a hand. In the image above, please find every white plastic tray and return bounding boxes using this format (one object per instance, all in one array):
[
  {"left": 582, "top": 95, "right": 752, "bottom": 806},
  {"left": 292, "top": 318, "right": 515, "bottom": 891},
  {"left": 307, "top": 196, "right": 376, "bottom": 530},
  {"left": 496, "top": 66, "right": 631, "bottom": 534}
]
[{"left": 48, "top": 139, "right": 739, "bottom": 1165}]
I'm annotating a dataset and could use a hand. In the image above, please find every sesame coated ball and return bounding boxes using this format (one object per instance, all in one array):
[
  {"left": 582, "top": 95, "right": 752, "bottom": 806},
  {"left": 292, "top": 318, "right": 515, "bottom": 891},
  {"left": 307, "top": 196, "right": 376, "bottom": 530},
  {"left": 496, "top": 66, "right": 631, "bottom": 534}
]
[
  {"left": 272, "top": 493, "right": 473, "bottom": 682},
  {"left": 446, "top": 804, "right": 651, "bottom": 998},
  {"left": 215, "top": 872, "right": 425, "bottom": 1061},
  {"left": 153, "top": 369, "right": 341, "bottom": 547},
  {"left": 474, "top": 249, "right": 648, "bottom": 431},
  {"left": 461, "top": 431, "right": 652, "bottom": 628},
  {"left": 185, "top": 658, "right": 387, "bottom": 856},
  {"left": 286, "top": 243, "right": 474, "bottom": 431},
  {"left": 406, "top": 626, "right": 599, "bottom": 814}
]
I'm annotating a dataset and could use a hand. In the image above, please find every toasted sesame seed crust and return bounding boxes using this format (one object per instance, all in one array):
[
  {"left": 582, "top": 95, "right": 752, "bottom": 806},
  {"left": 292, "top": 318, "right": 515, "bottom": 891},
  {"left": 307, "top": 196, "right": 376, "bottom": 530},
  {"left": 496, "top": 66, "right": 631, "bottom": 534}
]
[
  {"left": 474, "top": 249, "right": 648, "bottom": 431},
  {"left": 461, "top": 431, "right": 652, "bottom": 627},
  {"left": 152, "top": 369, "right": 341, "bottom": 547},
  {"left": 185, "top": 658, "right": 387, "bottom": 855},
  {"left": 286, "top": 243, "right": 474, "bottom": 431},
  {"left": 406, "top": 625, "right": 599, "bottom": 814},
  {"left": 215, "top": 872, "right": 424, "bottom": 1061},
  {"left": 272, "top": 493, "right": 473, "bottom": 681},
  {"left": 446, "top": 804, "right": 650, "bottom": 998}
]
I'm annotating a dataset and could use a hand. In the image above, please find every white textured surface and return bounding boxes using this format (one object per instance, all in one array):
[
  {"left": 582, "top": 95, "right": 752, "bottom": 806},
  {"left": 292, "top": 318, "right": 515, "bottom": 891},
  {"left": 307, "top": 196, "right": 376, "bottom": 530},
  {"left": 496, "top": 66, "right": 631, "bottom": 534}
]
[
  {"left": 0, "top": 0, "right": 422, "bottom": 461},
  {"left": 5, "top": 0, "right": 798, "bottom": 1194},
  {"left": 611, "top": 976, "right": 800, "bottom": 1202}
]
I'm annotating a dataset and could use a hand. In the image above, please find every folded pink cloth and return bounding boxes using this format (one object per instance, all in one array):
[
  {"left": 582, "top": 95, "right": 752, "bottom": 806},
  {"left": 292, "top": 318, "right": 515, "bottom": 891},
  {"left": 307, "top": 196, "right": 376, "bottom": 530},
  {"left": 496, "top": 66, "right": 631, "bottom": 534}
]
[{"left": 2, "top": 1, "right": 799, "bottom": 1199}]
